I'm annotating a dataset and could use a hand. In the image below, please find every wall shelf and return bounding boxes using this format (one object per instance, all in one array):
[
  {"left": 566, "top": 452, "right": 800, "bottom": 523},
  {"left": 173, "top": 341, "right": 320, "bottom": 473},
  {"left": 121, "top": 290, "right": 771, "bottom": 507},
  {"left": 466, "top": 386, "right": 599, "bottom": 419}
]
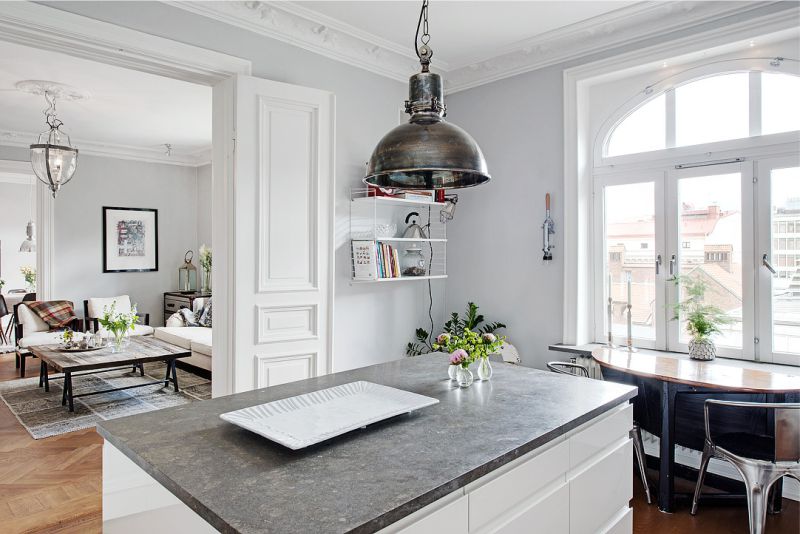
[{"left": 350, "top": 188, "right": 447, "bottom": 283}]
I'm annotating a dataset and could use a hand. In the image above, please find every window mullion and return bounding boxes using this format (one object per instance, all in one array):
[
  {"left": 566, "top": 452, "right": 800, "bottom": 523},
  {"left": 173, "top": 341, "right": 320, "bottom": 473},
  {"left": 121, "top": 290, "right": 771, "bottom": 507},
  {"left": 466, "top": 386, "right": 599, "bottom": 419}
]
[
  {"left": 665, "top": 89, "right": 676, "bottom": 148},
  {"left": 749, "top": 71, "right": 761, "bottom": 137}
]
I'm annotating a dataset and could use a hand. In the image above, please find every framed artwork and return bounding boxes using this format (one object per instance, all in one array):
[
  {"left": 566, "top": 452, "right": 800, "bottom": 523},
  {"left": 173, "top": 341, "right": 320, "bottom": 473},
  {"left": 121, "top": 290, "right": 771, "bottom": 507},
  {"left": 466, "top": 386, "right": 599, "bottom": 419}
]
[{"left": 102, "top": 207, "right": 158, "bottom": 273}]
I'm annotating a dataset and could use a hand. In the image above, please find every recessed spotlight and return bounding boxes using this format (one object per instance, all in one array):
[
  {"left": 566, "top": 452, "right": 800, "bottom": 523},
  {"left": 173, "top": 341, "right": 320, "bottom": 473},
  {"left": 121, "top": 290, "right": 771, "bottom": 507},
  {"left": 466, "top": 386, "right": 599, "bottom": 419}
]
[
  {"left": 749, "top": 40, "right": 755, "bottom": 47},
  {"left": 661, "top": 62, "right": 668, "bottom": 68}
]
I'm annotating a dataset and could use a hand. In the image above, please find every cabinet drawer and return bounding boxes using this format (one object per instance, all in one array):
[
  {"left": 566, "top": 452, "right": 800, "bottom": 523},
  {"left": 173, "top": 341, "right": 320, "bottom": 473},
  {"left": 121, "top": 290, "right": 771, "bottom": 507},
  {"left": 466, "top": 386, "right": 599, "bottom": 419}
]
[
  {"left": 570, "top": 404, "right": 632, "bottom": 470},
  {"left": 493, "top": 482, "right": 569, "bottom": 534},
  {"left": 164, "top": 299, "right": 190, "bottom": 312},
  {"left": 569, "top": 439, "right": 632, "bottom": 534},
  {"left": 396, "top": 494, "right": 468, "bottom": 534},
  {"left": 469, "top": 440, "right": 568, "bottom": 533}
]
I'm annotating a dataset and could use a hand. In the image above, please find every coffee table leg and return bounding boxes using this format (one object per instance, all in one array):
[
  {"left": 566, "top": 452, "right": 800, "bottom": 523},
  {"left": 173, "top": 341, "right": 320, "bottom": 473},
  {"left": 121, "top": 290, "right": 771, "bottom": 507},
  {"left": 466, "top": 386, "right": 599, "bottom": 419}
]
[
  {"left": 164, "top": 361, "right": 171, "bottom": 387},
  {"left": 62, "top": 374, "right": 67, "bottom": 406},
  {"left": 171, "top": 359, "right": 179, "bottom": 393},
  {"left": 66, "top": 372, "right": 74, "bottom": 412},
  {"left": 39, "top": 360, "right": 44, "bottom": 388},
  {"left": 43, "top": 363, "right": 49, "bottom": 392}
]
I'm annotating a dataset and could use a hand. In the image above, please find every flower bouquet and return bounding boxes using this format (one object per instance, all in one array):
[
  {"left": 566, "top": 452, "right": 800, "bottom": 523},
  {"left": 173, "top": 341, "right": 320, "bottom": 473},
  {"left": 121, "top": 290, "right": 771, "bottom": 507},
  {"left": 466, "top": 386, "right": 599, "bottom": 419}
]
[
  {"left": 434, "top": 329, "right": 504, "bottom": 387},
  {"left": 99, "top": 301, "right": 140, "bottom": 352}
]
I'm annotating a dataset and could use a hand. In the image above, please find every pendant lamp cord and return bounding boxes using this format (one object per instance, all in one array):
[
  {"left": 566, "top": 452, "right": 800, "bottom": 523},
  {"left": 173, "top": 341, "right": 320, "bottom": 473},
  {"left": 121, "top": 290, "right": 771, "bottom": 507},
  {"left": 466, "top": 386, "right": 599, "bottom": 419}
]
[{"left": 414, "top": 0, "right": 433, "bottom": 69}]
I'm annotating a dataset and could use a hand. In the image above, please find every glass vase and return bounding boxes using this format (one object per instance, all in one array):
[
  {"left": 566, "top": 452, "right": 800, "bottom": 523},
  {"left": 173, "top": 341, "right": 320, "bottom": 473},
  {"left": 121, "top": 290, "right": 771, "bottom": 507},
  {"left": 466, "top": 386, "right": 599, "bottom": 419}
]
[
  {"left": 456, "top": 366, "right": 474, "bottom": 388},
  {"left": 448, "top": 364, "right": 458, "bottom": 381},
  {"left": 110, "top": 329, "right": 130, "bottom": 353},
  {"left": 477, "top": 357, "right": 493, "bottom": 381},
  {"left": 201, "top": 269, "right": 211, "bottom": 293}
]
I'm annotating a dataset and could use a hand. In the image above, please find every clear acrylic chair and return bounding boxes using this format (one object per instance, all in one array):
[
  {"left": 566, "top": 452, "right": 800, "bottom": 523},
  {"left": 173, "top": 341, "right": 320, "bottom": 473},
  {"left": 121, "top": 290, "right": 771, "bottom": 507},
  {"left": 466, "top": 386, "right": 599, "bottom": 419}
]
[
  {"left": 691, "top": 399, "right": 800, "bottom": 534},
  {"left": 546, "top": 361, "right": 653, "bottom": 504}
]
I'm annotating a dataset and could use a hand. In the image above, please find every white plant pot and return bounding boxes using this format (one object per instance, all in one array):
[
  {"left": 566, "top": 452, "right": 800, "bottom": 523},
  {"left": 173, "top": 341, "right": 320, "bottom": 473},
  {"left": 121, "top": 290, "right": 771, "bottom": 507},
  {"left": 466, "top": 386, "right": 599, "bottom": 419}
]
[{"left": 689, "top": 338, "right": 716, "bottom": 361}]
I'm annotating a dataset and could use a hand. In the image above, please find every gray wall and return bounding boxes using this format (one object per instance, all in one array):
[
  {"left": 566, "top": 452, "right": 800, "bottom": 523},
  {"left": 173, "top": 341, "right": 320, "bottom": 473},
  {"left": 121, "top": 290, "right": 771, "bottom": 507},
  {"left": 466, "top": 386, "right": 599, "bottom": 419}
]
[
  {"left": 196, "top": 163, "right": 212, "bottom": 248},
  {"left": 444, "top": 3, "right": 796, "bottom": 370},
  {"left": 0, "top": 181, "right": 35, "bottom": 291},
  {"left": 33, "top": 2, "right": 443, "bottom": 372}
]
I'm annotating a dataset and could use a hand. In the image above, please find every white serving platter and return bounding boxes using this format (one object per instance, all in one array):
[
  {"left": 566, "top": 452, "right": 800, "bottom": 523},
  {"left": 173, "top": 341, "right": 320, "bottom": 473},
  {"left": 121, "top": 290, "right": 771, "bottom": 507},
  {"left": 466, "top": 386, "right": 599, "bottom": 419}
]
[{"left": 220, "top": 381, "right": 439, "bottom": 450}]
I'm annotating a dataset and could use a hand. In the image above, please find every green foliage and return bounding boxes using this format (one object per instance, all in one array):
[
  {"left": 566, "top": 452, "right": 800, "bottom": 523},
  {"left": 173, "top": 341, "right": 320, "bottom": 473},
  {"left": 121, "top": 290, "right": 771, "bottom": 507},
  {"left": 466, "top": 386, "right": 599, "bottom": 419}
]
[
  {"left": 433, "top": 328, "right": 505, "bottom": 366},
  {"left": 672, "top": 275, "right": 730, "bottom": 341},
  {"left": 99, "top": 301, "right": 140, "bottom": 336},
  {"left": 406, "top": 302, "right": 507, "bottom": 357}
]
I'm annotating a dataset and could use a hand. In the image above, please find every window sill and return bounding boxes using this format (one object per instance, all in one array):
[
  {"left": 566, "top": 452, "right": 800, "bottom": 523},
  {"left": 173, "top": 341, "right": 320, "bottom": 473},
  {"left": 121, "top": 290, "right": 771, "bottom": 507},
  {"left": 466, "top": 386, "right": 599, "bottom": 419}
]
[{"left": 548, "top": 343, "right": 800, "bottom": 372}]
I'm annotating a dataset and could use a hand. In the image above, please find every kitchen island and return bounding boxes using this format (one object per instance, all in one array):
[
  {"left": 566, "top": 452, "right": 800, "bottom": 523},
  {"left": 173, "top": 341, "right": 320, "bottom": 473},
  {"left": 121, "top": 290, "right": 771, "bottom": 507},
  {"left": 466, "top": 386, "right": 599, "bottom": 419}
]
[{"left": 99, "top": 354, "right": 637, "bottom": 533}]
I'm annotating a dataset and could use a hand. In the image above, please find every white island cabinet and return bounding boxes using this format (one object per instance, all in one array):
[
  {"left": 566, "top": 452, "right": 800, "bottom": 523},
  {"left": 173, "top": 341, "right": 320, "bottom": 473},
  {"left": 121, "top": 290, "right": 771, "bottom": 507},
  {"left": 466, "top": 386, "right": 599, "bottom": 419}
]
[{"left": 103, "top": 403, "right": 633, "bottom": 534}]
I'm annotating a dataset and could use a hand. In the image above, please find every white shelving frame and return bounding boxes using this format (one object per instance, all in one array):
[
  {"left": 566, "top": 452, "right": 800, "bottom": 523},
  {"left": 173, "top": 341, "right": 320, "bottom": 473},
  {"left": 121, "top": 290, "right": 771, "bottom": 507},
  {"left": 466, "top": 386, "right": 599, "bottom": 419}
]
[{"left": 350, "top": 188, "right": 447, "bottom": 283}]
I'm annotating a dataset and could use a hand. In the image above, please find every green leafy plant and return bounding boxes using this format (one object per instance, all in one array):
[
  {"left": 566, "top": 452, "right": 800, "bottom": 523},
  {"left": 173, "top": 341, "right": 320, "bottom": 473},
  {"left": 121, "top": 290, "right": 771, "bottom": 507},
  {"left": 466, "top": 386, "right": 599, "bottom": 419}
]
[
  {"left": 406, "top": 302, "right": 506, "bottom": 356},
  {"left": 20, "top": 265, "right": 36, "bottom": 290},
  {"left": 99, "top": 301, "right": 140, "bottom": 339},
  {"left": 0, "top": 279, "right": 5, "bottom": 292},
  {"left": 199, "top": 244, "right": 212, "bottom": 272},
  {"left": 434, "top": 329, "right": 505, "bottom": 367},
  {"left": 672, "top": 275, "right": 730, "bottom": 341}
]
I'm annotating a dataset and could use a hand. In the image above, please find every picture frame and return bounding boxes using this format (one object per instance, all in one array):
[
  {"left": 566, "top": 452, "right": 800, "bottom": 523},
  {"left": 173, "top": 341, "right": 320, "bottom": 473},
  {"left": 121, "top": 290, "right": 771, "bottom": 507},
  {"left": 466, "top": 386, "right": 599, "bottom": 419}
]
[{"left": 102, "top": 207, "right": 159, "bottom": 273}]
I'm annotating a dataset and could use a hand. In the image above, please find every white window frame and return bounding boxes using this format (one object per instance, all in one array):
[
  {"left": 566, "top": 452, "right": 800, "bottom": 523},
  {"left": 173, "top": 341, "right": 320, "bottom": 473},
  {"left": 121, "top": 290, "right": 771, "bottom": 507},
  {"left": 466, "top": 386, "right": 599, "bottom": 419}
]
[{"left": 757, "top": 155, "right": 800, "bottom": 365}]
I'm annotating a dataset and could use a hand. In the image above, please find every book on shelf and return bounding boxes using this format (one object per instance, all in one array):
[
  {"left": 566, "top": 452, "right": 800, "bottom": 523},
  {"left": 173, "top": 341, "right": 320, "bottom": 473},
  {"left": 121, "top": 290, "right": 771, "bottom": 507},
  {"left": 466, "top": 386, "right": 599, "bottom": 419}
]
[
  {"left": 352, "top": 240, "right": 406, "bottom": 280},
  {"left": 400, "top": 191, "right": 434, "bottom": 203}
]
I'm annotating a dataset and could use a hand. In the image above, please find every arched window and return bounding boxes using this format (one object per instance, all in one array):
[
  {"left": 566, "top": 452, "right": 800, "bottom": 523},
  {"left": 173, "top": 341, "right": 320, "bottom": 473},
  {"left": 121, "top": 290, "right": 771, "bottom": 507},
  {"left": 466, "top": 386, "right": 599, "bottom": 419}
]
[{"left": 605, "top": 71, "right": 800, "bottom": 157}]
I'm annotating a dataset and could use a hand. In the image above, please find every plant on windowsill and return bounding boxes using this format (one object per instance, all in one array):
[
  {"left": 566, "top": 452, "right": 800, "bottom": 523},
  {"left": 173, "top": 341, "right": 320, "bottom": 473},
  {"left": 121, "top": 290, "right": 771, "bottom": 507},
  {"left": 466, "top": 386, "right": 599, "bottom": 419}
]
[
  {"left": 672, "top": 275, "right": 730, "bottom": 361},
  {"left": 99, "top": 301, "right": 140, "bottom": 353}
]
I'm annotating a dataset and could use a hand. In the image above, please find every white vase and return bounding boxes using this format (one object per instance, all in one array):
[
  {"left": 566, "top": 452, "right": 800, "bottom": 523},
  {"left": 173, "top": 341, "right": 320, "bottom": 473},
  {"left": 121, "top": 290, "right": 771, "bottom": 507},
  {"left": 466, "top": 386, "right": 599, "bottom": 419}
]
[{"left": 689, "top": 338, "right": 716, "bottom": 361}]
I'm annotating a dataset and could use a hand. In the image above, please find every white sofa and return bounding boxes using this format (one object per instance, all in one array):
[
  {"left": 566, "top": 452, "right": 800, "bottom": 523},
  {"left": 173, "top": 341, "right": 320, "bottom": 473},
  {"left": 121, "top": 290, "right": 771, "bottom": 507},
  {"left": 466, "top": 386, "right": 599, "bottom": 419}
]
[{"left": 154, "top": 297, "right": 211, "bottom": 371}]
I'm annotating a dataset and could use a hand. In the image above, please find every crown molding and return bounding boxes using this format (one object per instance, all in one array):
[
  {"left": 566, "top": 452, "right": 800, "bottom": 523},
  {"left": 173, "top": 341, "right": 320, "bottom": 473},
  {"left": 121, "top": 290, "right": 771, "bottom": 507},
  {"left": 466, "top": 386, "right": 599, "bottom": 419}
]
[
  {"left": 0, "top": 129, "right": 210, "bottom": 167},
  {"left": 166, "top": 0, "right": 421, "bottom": 82},
  {"left": 167, "top": 1, "right": 785, "bottom": 93},
  {"left": 0, "top": 159, "right": 34, "bottom": 185}
]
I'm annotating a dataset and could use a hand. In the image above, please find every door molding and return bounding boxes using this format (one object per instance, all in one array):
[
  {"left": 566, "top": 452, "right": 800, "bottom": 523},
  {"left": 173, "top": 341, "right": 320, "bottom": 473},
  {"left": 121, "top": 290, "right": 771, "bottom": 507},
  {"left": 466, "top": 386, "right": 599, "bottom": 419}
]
[{"left": 0, "top": 4, "right": 252, "bottom": 396}]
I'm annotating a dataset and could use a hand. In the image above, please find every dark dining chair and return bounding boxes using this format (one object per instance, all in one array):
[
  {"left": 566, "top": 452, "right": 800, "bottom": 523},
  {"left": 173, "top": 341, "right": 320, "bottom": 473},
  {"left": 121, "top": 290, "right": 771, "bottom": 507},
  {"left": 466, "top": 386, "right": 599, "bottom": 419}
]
[
  {"left": 547, "top": 360, "right": 653, "bottom": 504},
  {"left": 691, "top": 399, "right": 800, "bottom": 534},
  {"left": 22, "top": 292, "right": 36, "bottom": 302},
  {"left": 0, "top": 295, "right": 12, "bottom": 345}
]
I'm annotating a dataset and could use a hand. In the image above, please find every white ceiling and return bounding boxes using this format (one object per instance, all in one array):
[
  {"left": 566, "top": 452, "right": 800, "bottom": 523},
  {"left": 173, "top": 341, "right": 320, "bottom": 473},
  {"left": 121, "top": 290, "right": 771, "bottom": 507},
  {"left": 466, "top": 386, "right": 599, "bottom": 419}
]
[
  {"left": 0, "top": 40, "right": 211, "bottom": 165},
  {"left": 296, "top": 1, "right": 637, "bottom": 70}
]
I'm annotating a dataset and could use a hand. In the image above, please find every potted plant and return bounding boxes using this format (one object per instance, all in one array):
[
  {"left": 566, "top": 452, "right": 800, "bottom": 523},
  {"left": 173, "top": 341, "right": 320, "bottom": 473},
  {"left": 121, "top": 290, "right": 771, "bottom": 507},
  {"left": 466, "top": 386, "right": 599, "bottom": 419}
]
[
  {"left": 673, "top": 276, "right": 730, "bottom": 361},
  {"left": 0, "top": 279, "right": 5, "bottom": 293},
  {"left": 99, "top": 301, "right": 140, "bottom": 353}
]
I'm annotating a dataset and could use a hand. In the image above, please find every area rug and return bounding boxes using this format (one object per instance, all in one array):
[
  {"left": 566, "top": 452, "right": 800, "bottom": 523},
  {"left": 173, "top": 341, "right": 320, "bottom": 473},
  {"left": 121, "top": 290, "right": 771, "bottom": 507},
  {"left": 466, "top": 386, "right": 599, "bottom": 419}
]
[{"left": 0, "top": 361, "right": 211, "bottom": 439}]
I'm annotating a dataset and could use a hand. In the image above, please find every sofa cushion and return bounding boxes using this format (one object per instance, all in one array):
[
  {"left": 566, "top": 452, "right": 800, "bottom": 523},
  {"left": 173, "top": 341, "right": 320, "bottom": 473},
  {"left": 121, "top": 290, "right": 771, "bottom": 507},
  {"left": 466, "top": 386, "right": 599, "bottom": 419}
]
[
  {"left": 154, "top": 327, "right": 211, "bottom": 351},
  {"left": 16, "top": 304, "right": 49, "bottom": 334},
  {"left": 87, "top": 295, "right": 132, "bottom": 318},
  {"left": 19, "top": 331, "right": 66, "bottom": 348},
  {"left": 191, "top": 340, "right": 212, "bottom": 357}
]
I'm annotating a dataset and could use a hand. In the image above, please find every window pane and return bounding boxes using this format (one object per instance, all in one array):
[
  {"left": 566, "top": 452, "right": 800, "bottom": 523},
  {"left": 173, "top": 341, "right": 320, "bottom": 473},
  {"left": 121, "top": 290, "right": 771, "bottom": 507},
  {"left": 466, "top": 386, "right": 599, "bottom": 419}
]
[
  {"left": 605, "top": 182, "right": 656, "bottom": 341},
  {"left": 771, "top": 167, "right": 800, "bottom": 355},
  {"left": 677, "top": 173, "right": 742, "bottom": 348},
  {"left": 762, "top": 73, "right": 800, "bottom": 135},
  {"left": 676, "top": 73, "right": 749, "bottom": 147},
  {"left": 606, "top": 95, "right": 666, "bottom": 157}
]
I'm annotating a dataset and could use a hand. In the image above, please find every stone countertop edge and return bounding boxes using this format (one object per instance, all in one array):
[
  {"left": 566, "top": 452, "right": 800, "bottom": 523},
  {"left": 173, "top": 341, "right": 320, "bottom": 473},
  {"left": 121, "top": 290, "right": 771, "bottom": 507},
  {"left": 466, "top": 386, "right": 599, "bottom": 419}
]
[{"left": 96, "top": 384, "right": 637, "bottom": 534}]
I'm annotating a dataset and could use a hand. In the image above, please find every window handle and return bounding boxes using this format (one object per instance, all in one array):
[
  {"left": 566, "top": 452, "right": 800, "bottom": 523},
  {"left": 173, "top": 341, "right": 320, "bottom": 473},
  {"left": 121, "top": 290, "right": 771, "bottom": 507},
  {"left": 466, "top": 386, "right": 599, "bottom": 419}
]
[
  {"left": 669, "top": 254, "right": 676, "bottom": 276},
  {"left": 655, "top": 254, "right": 662, "bottom": 275},
  {"left": 762, "top": 253, "right": 777, "bottom": 275}
]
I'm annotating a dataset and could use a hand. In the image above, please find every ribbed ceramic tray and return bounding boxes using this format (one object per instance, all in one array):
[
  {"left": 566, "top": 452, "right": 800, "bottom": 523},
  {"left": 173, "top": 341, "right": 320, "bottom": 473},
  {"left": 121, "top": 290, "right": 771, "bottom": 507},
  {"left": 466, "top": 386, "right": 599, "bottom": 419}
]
[{"left": 220, "top": 381, "right": 439, "bottom": 450}]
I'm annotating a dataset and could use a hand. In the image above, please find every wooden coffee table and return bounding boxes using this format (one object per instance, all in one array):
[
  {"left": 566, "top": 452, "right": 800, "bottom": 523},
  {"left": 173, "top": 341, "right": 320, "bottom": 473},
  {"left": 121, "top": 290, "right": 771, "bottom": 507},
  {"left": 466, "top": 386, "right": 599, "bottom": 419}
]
[{"left": 30, "top": 336, "right": 191, "bottom": 412}]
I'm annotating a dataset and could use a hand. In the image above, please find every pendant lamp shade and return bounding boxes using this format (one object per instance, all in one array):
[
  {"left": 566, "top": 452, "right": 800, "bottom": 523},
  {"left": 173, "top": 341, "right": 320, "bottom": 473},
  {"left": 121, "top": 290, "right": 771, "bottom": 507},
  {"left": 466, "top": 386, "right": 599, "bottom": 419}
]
[
  {"left": 19, "top": 221, "right": 36, "bottom": 253},
  {"left": 364, "top": 1, "right": 489, "bottom": 190},
  {"left": 30, "top": 128, "right": 78, "bottom": 198}
]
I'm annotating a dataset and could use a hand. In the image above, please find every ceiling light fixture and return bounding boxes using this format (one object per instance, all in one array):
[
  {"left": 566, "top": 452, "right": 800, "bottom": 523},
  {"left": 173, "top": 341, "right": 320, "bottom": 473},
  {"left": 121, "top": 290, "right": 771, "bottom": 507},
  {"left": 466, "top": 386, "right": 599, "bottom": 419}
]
[
  {"left": 20, "top": 82, "right": 80, "bottom": 198},
  {"left": 19, "top": 180, "right": 36, "bottom": 253},
  {"left": 363, "top": 0, "right": 490, "bottom": 190},
  {"left": 164, "top": 143, "right": 173, "bottom": 156}
]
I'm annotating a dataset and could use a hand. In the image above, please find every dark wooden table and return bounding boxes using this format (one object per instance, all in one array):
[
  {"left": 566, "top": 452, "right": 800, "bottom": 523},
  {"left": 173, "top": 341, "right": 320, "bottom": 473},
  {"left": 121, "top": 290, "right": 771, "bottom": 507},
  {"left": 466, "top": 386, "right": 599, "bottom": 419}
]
[
  {"left": 592, "top": 346, "right": 800, "bottom": 512},
  {"left": 30, "top": 336, "right": 191, "bottom": 412}
]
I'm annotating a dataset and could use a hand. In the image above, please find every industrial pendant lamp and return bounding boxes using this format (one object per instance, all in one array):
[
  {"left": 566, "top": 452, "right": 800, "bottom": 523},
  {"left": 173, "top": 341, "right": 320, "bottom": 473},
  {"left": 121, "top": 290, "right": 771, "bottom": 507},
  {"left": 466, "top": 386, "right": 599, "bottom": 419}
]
[
  {"left": 364, "top": 0, "right": 490, "bottom": 190},
  {"left": 19, "top": 180, "right": 36, "bottom": 253},
  {"left": 29, "top": 90, "right": 78, "bottom": 198}
]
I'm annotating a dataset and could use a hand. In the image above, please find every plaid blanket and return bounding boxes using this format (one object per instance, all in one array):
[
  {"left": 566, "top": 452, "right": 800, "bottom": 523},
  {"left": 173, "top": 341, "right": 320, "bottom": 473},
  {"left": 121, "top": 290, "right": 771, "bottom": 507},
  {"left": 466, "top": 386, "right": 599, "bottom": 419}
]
[{"left": 27, "top": 300, "right": 77, "bottom": 329}]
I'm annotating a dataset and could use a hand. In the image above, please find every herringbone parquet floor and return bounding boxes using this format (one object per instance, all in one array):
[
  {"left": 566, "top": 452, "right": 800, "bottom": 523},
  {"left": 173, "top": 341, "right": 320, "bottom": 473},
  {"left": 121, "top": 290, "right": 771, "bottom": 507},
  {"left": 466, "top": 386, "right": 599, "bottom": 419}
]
[{"left": 0, "top": 353, "right": 102, "bottom": 533}]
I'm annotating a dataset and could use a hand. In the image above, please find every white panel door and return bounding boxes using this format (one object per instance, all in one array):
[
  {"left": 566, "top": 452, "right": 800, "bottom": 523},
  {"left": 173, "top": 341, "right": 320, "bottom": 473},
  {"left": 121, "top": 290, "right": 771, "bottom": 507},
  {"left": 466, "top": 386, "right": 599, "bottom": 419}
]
[{"left": 212, "top": 74, "right": 334, "bottom": 395}]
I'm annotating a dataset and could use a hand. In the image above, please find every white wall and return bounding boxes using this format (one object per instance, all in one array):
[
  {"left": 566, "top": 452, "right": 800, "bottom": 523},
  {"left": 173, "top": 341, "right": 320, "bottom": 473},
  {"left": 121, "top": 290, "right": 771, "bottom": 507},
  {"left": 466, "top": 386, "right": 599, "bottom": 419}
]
[
  {"left": 196, "top": 163, "right": 212, "bottom": 249},
  {"left": 0, "top": 146, "right": 199, "bottom": 326},
  {"left": 0, "top": 180, "right": 35, "bottom": 291},
  {"left": 444, "top": 3, "right": 796, "bottom": 370},
  {"left": 17, "top": 2, "right": 443, "bottom": 372}
]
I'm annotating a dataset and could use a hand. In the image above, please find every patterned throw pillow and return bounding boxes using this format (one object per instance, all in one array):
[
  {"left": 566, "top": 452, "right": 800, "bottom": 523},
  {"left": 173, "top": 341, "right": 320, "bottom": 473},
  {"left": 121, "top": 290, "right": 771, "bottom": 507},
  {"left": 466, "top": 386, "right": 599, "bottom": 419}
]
[
  {"left": 180, "top": 307, "right": 199, "bottom": 327},
  {"left": 198, "top": 298, "right": 213, "bottom": 328}
]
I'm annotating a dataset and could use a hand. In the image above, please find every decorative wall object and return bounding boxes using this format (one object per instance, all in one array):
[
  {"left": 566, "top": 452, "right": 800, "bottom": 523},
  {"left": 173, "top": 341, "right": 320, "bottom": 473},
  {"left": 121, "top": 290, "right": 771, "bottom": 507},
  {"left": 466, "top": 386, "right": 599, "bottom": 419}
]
[{"left": 102, "top": 207, "right": 158, "bottom": 273}]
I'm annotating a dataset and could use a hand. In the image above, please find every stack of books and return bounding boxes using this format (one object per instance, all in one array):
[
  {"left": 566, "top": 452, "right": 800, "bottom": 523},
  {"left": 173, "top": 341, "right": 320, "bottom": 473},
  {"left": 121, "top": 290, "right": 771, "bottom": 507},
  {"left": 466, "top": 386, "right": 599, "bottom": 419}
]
[{"left": 351, "top": 240, "right": 401, "bottom": 280}]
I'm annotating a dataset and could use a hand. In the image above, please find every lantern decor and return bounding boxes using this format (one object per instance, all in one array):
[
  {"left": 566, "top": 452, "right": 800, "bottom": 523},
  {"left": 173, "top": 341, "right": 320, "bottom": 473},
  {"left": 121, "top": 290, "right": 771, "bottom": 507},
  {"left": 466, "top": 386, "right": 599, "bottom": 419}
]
[
  {"left": 29, "top": 90, "right": 79, "bottom": 198},
  {"left": 179, "top": 250, "right": 198, "bottom": 292}
]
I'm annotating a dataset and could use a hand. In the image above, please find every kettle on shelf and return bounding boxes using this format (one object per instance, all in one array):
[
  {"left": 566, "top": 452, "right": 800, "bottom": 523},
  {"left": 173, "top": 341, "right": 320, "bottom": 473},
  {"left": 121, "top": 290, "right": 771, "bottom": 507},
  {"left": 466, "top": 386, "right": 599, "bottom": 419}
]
[{"left": 402, "top": 212, "right": 428, "bottom": 239}]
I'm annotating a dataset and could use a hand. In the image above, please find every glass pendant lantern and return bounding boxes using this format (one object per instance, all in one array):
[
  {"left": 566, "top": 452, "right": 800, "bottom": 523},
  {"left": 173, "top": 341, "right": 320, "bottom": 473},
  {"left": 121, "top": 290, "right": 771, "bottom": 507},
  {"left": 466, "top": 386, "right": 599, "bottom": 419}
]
[
  {"left": 29, "top": 91, "right": 78, "bottom": 198},
  {"left": 179, "top": 250, "right": 198, "bottom": 292}
]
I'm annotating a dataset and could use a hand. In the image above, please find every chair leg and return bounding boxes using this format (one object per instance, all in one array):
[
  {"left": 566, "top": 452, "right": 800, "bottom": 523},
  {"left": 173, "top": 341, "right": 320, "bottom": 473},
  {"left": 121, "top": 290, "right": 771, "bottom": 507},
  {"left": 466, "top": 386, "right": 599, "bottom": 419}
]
[
  {"left": 20, "top": 353, "right": 26, "bottom": 377},
  {"left": 742, "top": 467, "right": 773, "bottom": 534},
  {"left": 691, "top": 440, "right": 714, "bottom": 515},
  {"left": 631, "top": 424, "right": 652, "bottom": 505},
  {"left": 15, "top": 351, "right": 20, "bottom": 369}
]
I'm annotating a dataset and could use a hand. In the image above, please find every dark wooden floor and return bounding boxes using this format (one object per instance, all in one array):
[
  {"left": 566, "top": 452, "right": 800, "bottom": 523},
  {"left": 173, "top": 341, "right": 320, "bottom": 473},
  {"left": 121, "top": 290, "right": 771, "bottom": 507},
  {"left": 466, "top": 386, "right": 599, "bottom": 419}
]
[{"left": 0, "top": 352, "right": 797, "bottom": 533}]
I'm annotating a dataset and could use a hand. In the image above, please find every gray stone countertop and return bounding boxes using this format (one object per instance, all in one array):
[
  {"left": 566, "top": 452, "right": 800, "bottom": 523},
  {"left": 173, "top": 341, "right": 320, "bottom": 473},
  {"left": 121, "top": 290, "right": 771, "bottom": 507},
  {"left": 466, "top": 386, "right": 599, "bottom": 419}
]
[{"left": 97, "top": 353, "right": 637, "bottom": 534}]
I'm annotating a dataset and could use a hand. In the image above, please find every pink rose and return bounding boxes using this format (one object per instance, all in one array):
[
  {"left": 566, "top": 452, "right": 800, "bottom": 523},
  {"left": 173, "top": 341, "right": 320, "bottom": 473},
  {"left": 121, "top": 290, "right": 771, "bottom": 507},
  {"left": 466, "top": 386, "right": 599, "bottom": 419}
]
[
  {"left": 450, "top": 349, "right": 468, "bottom": 365},
  {"left": 482, "top": 333, "right": 497, "bottom": 343},
  {"left": 436, "top": 333, "right": 451, "bottom": 345}
]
